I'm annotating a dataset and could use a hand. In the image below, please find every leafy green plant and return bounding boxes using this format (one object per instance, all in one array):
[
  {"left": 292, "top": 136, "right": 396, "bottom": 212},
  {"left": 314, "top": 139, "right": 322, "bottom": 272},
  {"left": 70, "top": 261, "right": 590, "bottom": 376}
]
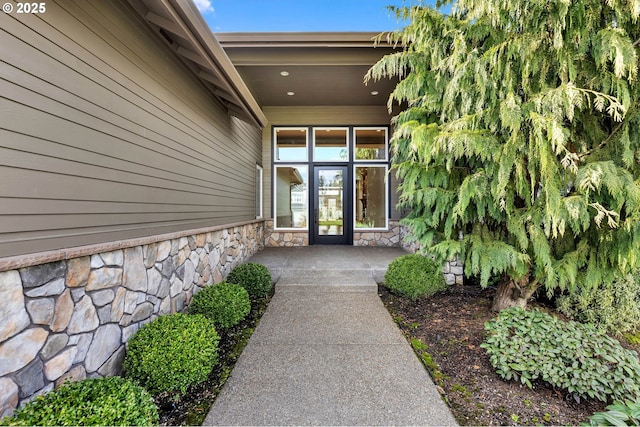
[
  {"left": 0, "top": 377, "right": 158, "bottom": 426},
  {"left": 123, "top": 313, "right": 219, "bottom": 396},
  {"left": 384, "top": 254, "right": 446, "bottom": 300},
  {"left": 625, "top": 332, "right": 640, "bottom": 347},
  {"left": 226, "top": 262, "right": 272, "bottom": 299},
  {"left": 556, "top": 273, "right": 640, "bottom": 334},
  {"left": 189, "top": 282, "right": 250, "bottom": 329},
  {"left": 481, "top": 307, "right": 640, "bottom": 402},
  {"left": 583, "top": 401, "right": 640, "bottom": 426}
]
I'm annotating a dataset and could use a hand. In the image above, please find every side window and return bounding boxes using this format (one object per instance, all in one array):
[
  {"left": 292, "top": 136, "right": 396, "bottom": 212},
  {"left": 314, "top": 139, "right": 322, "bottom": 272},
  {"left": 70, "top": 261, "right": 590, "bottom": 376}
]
[
  {"left": 255, "top": 165, "right": 263, "bottom": 219},
  {"left": 274, "top": 165, "right": 308, "bottom": 229}
]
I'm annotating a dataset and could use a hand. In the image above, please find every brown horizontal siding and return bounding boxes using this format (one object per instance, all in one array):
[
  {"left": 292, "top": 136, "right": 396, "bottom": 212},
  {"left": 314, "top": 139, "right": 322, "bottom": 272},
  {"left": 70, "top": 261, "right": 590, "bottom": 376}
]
[{"left": 0, "top": 0, "right": 262, "bottom": 258}]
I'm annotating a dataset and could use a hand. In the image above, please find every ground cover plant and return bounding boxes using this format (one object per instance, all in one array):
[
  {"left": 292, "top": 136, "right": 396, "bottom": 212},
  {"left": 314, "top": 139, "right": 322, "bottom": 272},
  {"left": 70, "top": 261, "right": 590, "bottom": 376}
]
[
  {"left": 369, "top": 0, "right": 640, "bottom": 311},
  {"left": 0, "top": 377, "right": 158, "bottom": 426},
  {"left": 189, "top": 282, "right": 251, "bottom": 330},
  {"left": 482, "top": 307, "right": 640, "bottom": 402},
  {"left": 226, "top": 262, "right": 272, "bottom": 299},
  {"left": 379, "top": 284, "right": 621, "bottom": 425},
  {"left": 123, "top": 313, "right": 219, "bottom": 397},
  {"left": 384, "top": 253, "right": 446, "bottom": 299}
]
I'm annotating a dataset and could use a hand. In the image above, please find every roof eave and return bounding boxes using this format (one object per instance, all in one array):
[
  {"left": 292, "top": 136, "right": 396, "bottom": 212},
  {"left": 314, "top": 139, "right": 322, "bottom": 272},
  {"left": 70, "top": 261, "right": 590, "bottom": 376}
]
[
  {"left": 215, "top": 31, "right": 397, "bottom": 48},
  {"left": 127, "top": 0, "right": 268, "bottom": 128}
]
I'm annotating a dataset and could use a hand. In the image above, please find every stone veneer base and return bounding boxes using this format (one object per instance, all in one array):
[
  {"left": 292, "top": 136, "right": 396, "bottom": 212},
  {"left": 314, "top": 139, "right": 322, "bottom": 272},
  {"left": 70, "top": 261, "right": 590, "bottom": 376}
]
[
  {"left": 0, "top": 221, "right": 264, "bottom": 417},
  {"left": 263, "top": 220, "right": 309, "bottom": 247}
]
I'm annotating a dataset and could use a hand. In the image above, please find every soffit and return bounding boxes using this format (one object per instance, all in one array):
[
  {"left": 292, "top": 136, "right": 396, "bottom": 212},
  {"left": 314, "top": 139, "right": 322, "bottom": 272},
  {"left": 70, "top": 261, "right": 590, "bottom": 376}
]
[
  {"left": 126, "top": 0, "right": 267, "bottom": 128},
  {"left": 217, "top": 32, "right": 401, "bottom": 108}
]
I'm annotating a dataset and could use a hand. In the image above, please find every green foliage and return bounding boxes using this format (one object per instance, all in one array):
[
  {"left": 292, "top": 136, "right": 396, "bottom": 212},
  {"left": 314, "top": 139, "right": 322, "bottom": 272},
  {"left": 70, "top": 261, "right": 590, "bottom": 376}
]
[
  {"left": 384, "top": 254, "right": 447, "bottom": 300},
  {"left": 556, "top": 273, "right": 640, "bottom": 334},
  {"left": 368, "top": 0, "right": 640, "bottom": 308},
  {"left": 625, "top": 332, "right": 640, "bottom": 346},
  {"left": 189, "top": 282, "right": 251, "bottom": 329},
  {"left": 481, "top": 307, "right": 640, "bottom": 403},
  {"left": 226, "top": 263, "right": 272, "bottom": 299},
  {"left": 583, "top": 401, "right": 640, "bottom": 426},
  {"left": 0, "top": 377, "right": 158, "bottom": 426},
  {"left": 123, "top": 313, "right": 219, "bottom": 396},
  {"left": 411, "top": 337, "right": 448, "bottom": 385}
]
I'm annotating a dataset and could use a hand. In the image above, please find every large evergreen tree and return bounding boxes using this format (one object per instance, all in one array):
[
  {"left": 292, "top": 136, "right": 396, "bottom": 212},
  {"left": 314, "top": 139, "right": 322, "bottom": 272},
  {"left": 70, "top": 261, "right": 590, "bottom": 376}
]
[{"left": 368, "top": 0, "right": 640, "bottom": 310}]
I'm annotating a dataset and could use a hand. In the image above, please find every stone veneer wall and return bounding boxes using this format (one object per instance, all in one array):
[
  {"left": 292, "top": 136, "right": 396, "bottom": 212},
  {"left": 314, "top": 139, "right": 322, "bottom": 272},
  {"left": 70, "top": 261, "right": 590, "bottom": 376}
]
[
  {"left": 0, "top": 221, "right": 263, "bottom": 418},
  {"left": 353, "top": 220, "right": 402, "bottom": 247},
  {"left": 400, "top": 225, "right": 464, "bottom": 285},
  {"left": 264, "top": 220, "right": 308, "bottom": 247}
]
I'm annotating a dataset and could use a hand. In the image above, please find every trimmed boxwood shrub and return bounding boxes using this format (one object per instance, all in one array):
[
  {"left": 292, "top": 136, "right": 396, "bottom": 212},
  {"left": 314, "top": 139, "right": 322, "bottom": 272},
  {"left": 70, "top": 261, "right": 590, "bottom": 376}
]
[
  {"left": 123, "top": 313, "right": 219, "bottom": 396},
  {"left": 0, "top": 377, "right": 158, "bottom": 426},
  {"left": 384, "top": 254, "right": 446, "bottom": 300},
  {"left": 226, "top": 262, "right": 272, "bottom": 299},
  {"left": 481, "top": 307, "right": 640, "bottom": 403},
  {"left": 189, "top": 282, "right": 251, "bottom": 329}
]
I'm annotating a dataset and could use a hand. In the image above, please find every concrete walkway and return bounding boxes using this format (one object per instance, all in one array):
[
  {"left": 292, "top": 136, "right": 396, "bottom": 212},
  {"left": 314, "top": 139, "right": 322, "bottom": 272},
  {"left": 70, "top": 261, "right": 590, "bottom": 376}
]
[{"left": 204, "top": 246, "right": 458, "bottom": 426}]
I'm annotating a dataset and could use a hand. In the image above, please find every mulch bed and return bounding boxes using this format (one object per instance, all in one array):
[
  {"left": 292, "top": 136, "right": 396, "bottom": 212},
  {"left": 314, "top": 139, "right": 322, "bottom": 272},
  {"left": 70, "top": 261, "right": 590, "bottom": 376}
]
[{"left": 379, "top": 284, "right": 609, "bottom": 426}]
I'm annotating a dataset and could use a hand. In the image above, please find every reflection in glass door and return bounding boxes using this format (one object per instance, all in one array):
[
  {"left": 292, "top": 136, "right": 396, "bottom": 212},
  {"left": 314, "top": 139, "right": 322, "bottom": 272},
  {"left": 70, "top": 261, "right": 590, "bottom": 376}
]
[{"left": 313, "top": 166, "right": 349, "bottom": 244}]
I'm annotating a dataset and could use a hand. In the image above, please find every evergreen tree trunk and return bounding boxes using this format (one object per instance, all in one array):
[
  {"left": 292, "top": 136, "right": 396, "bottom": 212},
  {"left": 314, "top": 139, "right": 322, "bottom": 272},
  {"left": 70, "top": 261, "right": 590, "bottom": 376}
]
[{"left": 491, "top": 276, "right": 539, "bottom": 312}]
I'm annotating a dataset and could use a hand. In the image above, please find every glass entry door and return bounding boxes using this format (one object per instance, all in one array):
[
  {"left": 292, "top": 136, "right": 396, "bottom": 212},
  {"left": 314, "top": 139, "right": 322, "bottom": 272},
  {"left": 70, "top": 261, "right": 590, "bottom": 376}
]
[{"left": 313, "top": 166, "right": 349, "bottom": 244}]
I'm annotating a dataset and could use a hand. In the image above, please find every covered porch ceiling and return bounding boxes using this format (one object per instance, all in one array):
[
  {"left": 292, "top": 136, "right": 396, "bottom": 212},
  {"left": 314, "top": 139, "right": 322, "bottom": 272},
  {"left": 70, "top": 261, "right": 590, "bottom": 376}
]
[{"left": 216, "top": 32, "right": 401, "bottom": 108}]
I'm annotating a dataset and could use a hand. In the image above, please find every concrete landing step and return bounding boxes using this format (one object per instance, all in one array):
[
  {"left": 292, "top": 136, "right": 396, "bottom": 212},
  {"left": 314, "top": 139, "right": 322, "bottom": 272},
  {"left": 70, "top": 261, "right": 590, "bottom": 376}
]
[{"left": 275, "top": 270, "right": 378, "bottom": 293}]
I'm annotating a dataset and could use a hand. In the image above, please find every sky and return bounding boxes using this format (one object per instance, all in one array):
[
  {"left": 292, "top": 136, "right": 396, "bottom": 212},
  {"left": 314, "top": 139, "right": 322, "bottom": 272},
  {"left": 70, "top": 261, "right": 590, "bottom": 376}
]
[{"left": 195, "top": 0, "right": 435, "bottom": 33}]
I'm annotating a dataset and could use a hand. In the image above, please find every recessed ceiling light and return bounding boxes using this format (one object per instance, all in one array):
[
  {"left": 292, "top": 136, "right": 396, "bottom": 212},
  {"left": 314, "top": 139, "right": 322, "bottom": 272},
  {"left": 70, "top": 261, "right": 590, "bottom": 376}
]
[
  {"left": 287, "top": 91, "right": 295, "bottom": 96},
  {"left": 280, "top": 71, "right": 290, "bottom": 76},
  {"left": 371, "top": 91, "right": 379, "bottom": 96}
]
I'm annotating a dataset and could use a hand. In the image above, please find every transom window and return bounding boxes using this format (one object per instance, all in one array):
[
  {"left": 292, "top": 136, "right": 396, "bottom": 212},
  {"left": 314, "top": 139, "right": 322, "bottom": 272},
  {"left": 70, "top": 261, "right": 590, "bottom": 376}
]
[
  {"left": 313, "top": 128, "right": 348, "bottom": 162},
  {"left": 354, "top": 128, "right": 388, "bottom": 161},
  {"left": 274, "top": 128, "right": 307, "bottom": 162}
]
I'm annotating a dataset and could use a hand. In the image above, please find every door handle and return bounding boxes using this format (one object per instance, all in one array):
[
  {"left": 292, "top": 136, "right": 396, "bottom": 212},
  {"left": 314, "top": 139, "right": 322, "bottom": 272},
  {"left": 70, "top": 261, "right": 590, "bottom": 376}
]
[{"left": 314, "top": 209, "right": 318, "bottom": 225}]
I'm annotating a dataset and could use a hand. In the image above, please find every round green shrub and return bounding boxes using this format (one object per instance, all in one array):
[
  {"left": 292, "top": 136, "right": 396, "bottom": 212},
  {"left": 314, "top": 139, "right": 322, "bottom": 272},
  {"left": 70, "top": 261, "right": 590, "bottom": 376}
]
[
  {"left": 226, "top": 262, "right": 272, "bottom": 299},
  {"left": 0, "top": 377, "right": 158, "bottom": 426},
  {"left": 123, "top": 313, "right": 219, "bottom": 396},
  {"left": 556, "top": 273, "right": 640, "bottom": 334},
  {"left": 384, "top": 254, "right": 446, "bottom": 300},
  {"left": 189, "top": 282, "right": 251, "bottom": 329},
  {"left": 481, "top": 307, "right": 640, "bottom": 403}
]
